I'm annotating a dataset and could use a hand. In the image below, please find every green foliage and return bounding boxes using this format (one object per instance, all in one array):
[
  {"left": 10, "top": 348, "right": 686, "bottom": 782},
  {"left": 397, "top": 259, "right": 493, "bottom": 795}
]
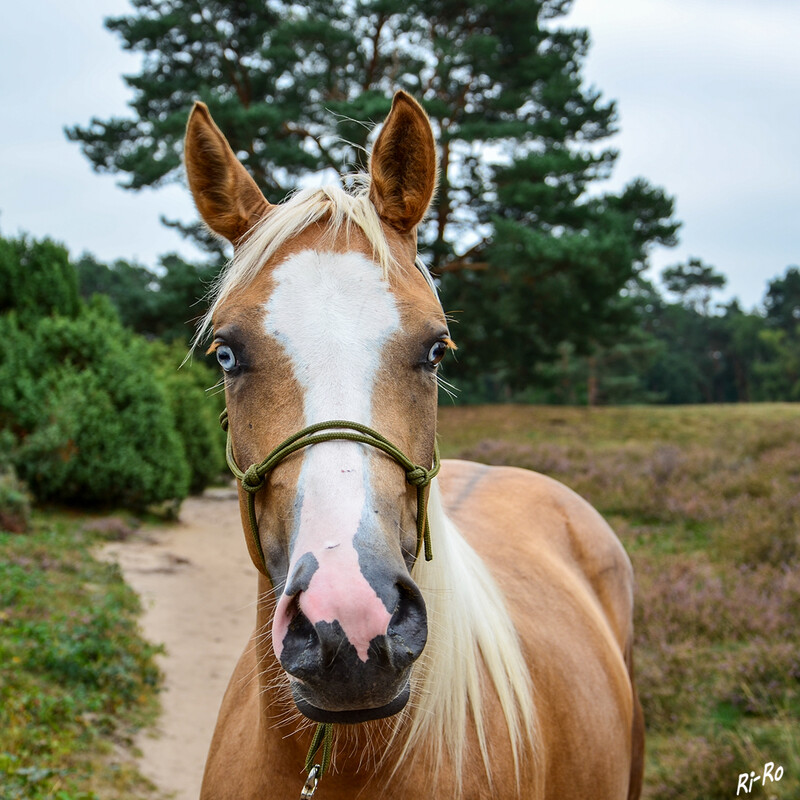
[
  {"left": 75, "top": 251, "right": 218, "bottom": 342},
  {"left": 644, "top": 301, "right": 718, "bottom": 403},
  {"left": 0, "top": 514, "right": 161, "bottom": 798},
  {"left": 151, "top": 341, "right": 226, "bottom": 494},
  {"left": 438, "top": 403, "right": 800, "bottom": 799},
  {"left": 662, "top": 257, "right": 726, "bottom": 314},
  {"left": 0, "top": 232, "right": 226, "bottom": 509},
  {"left": 0, "top": 304, "right": 190, "bottom": 508},
  {"left": 752, "top": 328, "right": 800, "bottom": 401},
  {"left": 0, "top": 438, "right": 31, "bottom": 533},
  {"left": 637, "top": 265, "right": 800, "bottom": 405},
  {"left": 516, "top": 263, "right": 800, "bottom": 408},
  {"left": 764, "top": 265, "right": 800, "bottom": 333},
  {"left": 67, "top": 0, "right": 680, "bottom": 395},
  {"left": 0, "top": 235, "right": 80, "bottom": 319},
  {"left": 443, "top": 213, "right": 644, "bottom": 392},
  {"left": 526, "top": 333, "right": 665, "bottom": 405}
]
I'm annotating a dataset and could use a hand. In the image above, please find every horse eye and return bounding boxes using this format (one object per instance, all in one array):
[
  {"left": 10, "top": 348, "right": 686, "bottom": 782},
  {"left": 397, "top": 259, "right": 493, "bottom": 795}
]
[
  {"left": 427, "top": 340, "right": 448, "bottom": 367},
  {"left": 216, "top": 344, "right": 237, "bottom": 372}
]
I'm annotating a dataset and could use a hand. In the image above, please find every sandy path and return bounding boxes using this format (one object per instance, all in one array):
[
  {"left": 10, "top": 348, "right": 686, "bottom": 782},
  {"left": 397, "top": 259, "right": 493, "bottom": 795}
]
[{"left": 102, "top": 490, "right": 257, "bottom": 800}]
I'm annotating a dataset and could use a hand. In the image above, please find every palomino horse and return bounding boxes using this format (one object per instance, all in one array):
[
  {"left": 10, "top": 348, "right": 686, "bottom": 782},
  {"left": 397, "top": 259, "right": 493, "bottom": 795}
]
[{"left": 185, "top": 92, "right": 643, "bottom": 799}]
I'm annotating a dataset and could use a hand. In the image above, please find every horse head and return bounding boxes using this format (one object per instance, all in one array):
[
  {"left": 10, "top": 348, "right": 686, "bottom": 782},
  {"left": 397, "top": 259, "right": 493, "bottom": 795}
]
[{"left": 184, "top": 93, "right": 451, "bottom": 724}]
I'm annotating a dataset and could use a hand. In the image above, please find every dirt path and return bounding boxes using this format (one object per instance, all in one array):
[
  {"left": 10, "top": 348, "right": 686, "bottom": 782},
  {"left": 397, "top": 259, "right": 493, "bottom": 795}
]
[{"left": 102, "top": 490, "right": 257, "bottom": 800}]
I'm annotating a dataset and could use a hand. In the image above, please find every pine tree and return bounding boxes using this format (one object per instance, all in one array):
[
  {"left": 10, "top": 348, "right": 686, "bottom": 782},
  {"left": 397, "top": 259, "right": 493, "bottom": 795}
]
[
  {"left": 662, "top": 257, "right": 727, "bottom": 316},
  {"left": 67, "top": 0, "right": 680, "bottom": 397},
  {"left": 764, "top": 266, "right": 800, "bottom": 333}
]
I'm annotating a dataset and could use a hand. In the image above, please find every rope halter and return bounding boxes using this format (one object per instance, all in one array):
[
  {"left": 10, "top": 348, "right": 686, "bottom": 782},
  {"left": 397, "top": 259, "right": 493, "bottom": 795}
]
[{"left": 219, "top": 408, "right": 440, "bottom": 572}]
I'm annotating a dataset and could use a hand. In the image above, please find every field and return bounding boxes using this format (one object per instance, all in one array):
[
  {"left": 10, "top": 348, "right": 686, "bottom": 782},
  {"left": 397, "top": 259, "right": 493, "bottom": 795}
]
[
  {"left": 1, "top": 403, "right": 798, "bottom": 799},
  {"left": 439, "top": 403, "right": 800, "bottom": 799}
]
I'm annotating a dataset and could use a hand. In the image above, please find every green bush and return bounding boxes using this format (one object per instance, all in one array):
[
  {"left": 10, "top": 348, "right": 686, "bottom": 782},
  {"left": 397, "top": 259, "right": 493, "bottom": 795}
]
[
  {"left": 0, "top": 302, "right": 190, "bottom": 508},
  {"left": 0, "top": 435, "right": 31, "bottom": 532},
  {"left": 75, "top": 251, "right": 219, "bottom": 342},
  {"left": 151, "top": 340, "right": 226, "bottom": 494},
  {"left": 0, "top": 233, "right": 227, "bottom": 509},
  {"left": 0, "top": 235, "right": 79, "bottom": 319}
]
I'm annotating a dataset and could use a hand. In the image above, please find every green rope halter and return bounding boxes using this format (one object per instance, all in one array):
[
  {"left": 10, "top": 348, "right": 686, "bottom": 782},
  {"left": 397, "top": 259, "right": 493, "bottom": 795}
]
[
  {"left": 220, "top": 408, "right": 440, "bottom": 570},
  {"left": 218, "top": 408, "right": 440, "bottom": 793}
]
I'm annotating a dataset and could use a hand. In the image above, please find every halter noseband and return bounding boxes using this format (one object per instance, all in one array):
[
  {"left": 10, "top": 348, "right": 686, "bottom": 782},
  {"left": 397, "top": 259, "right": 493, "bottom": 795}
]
[{"left": 219, "top": 409, "right": 440, "bottom": 574}]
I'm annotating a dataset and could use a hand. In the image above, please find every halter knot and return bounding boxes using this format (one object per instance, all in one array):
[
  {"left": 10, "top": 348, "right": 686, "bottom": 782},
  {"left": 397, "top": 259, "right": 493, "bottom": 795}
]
[
  {"left": 241, "top": 464, "right": 265, "bottom": 493},
  {"left": 406, "top": 466, "right": 432, "bottom": 487},
  {"left": 219, "top": 409, "right": 229, "bottom": 432}
]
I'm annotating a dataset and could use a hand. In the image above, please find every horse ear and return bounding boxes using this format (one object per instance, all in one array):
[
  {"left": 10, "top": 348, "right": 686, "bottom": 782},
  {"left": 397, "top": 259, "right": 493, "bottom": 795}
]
[
  {"left": 184, "top": 102, "right": 271, "bottom": 244},
  {"left": 369, "top": 92, "right": 438, "bottom": 234}
]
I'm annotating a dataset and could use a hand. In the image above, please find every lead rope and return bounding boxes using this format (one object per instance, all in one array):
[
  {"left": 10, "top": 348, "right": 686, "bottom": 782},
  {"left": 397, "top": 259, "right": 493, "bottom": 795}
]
[
  {"left": 219, "top": 409, "right": 439, "bottom": 797},
  {"left": 301, "top": 722, "right": 334, "bottom": 798}
]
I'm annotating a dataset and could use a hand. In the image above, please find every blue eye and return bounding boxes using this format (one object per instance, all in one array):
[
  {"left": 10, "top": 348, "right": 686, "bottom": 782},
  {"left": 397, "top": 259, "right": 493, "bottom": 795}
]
[
  {"left": 216, "top": 344, "right": 237, "bottom": 372},
  {"left": 427, "top": 340, "right": 448, "bottom": 366}
]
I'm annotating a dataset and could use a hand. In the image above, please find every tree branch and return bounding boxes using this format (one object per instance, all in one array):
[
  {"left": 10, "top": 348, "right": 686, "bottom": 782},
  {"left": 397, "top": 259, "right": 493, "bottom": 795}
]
[
  {"left": 363, "top": 14, "right": 387, "bottom": 91},
  {"left": 282, "top": 122, "right": 341, "bottom": 172}
]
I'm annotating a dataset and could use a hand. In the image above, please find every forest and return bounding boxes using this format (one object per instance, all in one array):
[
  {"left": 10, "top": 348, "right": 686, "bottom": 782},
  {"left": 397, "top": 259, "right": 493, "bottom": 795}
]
[
  {"left": 57, "top": 0, "right": 797, "bottom": 407},
  {"left": 71, "top": 243, "right": 800, "bottom": 406}
]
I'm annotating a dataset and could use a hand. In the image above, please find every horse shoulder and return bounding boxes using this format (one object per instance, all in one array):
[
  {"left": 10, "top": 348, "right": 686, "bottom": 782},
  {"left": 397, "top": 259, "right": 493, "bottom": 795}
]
[{"left": 437, "top": 458, "right": 634, "bottom": 650}]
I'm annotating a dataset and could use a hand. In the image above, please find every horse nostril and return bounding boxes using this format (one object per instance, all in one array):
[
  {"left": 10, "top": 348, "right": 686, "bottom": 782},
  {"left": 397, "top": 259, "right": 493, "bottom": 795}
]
[
  {"left": 280, "top": 600, "right": 321, "bottom": 675},
  {"left": 277, "top": 575, "right": 427, "bottom": 682},
  {"left": 387, "top": 582, "right": 428, "bottom": 668},
  {"left": 282, "top": 592, "right": 300, "bottom": 622}
]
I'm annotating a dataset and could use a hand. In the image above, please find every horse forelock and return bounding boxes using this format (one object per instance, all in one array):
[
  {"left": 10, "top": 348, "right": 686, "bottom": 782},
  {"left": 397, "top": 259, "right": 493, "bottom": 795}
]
[{"left": 194, "top": 178, "right": 437, "bottom": 347}]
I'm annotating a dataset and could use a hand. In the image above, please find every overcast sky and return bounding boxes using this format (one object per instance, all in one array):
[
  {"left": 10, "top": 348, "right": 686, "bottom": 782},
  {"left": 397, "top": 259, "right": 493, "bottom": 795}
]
[{"left": 1, "top": 1, "right": 798, "bottom": 310}]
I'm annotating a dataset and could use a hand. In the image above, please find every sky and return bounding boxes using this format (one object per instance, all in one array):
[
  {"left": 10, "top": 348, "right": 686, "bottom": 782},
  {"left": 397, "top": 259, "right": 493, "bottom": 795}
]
[{"left": 1, "top": 0, "right": 798, "bottom": 311}]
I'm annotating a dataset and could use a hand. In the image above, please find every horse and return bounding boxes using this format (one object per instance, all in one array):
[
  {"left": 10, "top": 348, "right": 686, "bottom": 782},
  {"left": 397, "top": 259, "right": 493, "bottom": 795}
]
[{"left": 184, "top": 91, "right": 644, "bottom": 799}]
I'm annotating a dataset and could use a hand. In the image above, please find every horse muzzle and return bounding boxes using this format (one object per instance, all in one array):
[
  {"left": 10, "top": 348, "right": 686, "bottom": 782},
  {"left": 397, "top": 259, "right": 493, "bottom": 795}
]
[{"left": 277, "top": 578, "right": 427, "bottom": 724}]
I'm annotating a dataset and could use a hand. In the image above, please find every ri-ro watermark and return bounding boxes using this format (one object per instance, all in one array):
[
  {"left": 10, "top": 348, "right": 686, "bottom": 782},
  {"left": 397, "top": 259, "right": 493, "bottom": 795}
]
[{"left": 737, "top": 762, "right": 784, "bottom": 795}]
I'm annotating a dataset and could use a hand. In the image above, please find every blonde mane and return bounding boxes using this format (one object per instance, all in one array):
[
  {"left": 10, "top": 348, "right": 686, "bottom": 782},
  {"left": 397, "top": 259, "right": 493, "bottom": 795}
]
[
  {"left": 402, "top": 481, "right": 537, "bottom": 793},
  {"left": 198, "top": 179, "right": 536, "bottom": 790}
]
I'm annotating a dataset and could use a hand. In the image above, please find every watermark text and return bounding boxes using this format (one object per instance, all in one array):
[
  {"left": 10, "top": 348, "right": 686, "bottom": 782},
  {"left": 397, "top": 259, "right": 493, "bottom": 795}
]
[{"left": 736, "top": 762, "right": 784, "bottom": 795}]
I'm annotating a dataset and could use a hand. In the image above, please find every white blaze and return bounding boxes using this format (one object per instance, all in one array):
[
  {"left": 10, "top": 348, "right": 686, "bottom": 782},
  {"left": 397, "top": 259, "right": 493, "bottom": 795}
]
[{"left": 264, "top": 250, "right": 401, "bottom": 662}]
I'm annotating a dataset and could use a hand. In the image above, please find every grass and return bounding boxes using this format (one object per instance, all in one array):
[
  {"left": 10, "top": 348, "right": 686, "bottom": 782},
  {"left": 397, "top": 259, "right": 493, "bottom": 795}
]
[
  {"left": 0, "top": 513, "right": 162, "bottom": 800},
  {"left": 439, "top": 403, "right": 800, "bottom": 799}
]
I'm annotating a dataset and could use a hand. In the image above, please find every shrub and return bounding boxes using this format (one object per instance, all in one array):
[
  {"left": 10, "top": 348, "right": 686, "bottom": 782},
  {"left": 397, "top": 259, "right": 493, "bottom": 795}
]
[
  {"left": 0, "top": 235, "right": 79, "bottom": 319},
  {"left": 0, "top": 232, "right": 228, "bottom": 508},
  {"left": 151, "top": 341, "right": 226, "bottom": 494},
  {"left": 0, "top": 303, "right": 190, "bottom": 508},
  {"left": 75, "top": 251, "right": 218, "bottom": 342}
]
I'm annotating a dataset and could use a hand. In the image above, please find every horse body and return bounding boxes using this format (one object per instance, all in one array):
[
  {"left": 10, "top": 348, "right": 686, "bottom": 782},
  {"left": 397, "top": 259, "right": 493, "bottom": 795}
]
[
  {"left": 202, "top": 461, "right": 638, "bottom": 799},
  {"left": 184, "top": 92, "right": 643, "bottom": 799}
]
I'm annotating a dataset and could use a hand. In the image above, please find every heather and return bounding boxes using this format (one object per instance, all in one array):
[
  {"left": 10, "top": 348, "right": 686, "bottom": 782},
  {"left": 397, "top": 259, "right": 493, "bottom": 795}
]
[{"left": 440, "top": 403, "right": 800, "bottom": 799}]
